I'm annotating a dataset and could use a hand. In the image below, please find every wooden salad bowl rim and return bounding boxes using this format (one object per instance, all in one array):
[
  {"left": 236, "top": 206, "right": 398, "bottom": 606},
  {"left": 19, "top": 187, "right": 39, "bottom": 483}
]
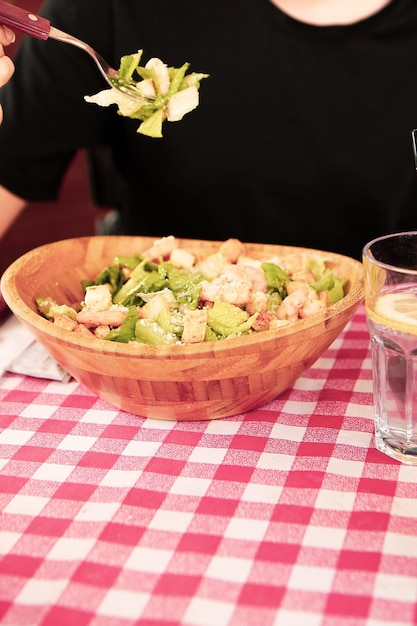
[{"left": 1, "top": 236, "right": 364, "bottom": 420}]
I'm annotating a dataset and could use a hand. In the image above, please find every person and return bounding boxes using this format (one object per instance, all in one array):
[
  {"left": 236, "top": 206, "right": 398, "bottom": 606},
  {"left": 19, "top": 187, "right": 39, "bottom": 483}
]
[
  {"left": 0, "top": 0, "right": 416, "bottom": 261},
  {"left": 0, "top": 24, "right": 15, "bottom": 124}
]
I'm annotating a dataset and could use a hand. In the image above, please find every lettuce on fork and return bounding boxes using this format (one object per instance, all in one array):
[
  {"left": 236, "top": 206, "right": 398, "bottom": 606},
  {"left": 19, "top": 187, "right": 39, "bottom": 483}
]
[{"left": 84, "top": 50, "right": 209, "bottom": 138}]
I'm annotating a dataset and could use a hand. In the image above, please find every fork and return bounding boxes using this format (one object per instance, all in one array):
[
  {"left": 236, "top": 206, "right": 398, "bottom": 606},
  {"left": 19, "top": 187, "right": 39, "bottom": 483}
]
[{"left": 0, "top": 0, "right": 148, "bottom": 102}]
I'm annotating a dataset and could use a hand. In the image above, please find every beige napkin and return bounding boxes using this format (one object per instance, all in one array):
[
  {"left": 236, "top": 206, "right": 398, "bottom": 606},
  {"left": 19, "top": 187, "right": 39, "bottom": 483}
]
[{"left": 0, "top": 315, "right": 71, "bottom": 382}]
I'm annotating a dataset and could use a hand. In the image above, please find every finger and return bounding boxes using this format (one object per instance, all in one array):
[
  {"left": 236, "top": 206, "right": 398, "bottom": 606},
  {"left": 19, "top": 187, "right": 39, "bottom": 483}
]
[
  {"left": 0, "top": 25, "right": 15, "bottom": 46},
  {"left": 0, "top": 55, "right": 14, "bottom": 88}
]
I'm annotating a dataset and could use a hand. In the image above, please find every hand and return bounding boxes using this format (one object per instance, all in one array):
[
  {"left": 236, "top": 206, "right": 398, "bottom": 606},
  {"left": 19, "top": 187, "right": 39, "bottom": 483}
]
[{"left": 0, "top": 25, "right": 15, "bottom": 124}]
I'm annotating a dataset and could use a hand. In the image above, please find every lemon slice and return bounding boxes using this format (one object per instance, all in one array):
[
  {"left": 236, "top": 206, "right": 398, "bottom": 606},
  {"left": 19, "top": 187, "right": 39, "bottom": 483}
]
[{"left": 368, "top": 292, "right": 417, "bottom": 335}]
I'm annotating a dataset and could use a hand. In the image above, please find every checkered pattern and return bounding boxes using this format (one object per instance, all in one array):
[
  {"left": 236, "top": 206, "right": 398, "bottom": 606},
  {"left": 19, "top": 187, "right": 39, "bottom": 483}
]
[{"left": 1, "top": 305, "right": 417, "bottom": 626}]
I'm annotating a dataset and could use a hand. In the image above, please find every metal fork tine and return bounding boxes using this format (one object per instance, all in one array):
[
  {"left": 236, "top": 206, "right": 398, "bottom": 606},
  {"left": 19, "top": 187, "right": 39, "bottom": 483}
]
[{"left": 48, "top": 26, "right": 152, "bottom": 103}]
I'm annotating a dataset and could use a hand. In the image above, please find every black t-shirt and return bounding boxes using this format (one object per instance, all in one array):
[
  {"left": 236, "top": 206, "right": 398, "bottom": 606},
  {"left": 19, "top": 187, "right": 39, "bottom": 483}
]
[{"left": 1, "top": 0, "right": 417, "bottom": 259}]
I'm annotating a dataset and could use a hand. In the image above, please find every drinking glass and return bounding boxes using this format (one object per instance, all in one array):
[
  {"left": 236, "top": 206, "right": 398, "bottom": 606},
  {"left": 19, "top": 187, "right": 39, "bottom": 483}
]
[{"left": 363, "top": 231, "right": 417, "bottom": 464}]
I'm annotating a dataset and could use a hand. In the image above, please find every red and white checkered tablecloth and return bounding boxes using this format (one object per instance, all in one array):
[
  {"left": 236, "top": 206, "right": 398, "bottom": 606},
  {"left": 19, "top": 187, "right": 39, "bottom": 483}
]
[{"left": 1, "top": 305, "right": 417, "bottom": 626}]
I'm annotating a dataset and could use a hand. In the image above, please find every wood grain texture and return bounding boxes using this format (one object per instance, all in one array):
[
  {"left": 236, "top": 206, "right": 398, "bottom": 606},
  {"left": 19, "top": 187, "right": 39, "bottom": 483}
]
[{"left": 1, "top": 236, "right": 364, "bottom": 420}]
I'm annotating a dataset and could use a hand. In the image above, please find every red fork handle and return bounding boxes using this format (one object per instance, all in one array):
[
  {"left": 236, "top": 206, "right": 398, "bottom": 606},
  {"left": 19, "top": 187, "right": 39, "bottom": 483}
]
[{"left": 0, "top": 0, "right": 50, "bottom": 40}]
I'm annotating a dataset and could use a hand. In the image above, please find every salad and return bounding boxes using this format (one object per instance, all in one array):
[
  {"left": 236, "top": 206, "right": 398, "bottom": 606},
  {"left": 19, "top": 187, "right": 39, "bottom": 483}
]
[
  {"left": 85, "top": 50, "right": 209, "bottom": 138},
  {"left": 36, "top": 236, "right": 346, "bottom": 346}
]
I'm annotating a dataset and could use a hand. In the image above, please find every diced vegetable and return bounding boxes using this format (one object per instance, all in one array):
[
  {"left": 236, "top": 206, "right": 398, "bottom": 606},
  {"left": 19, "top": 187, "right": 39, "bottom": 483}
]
[
  {"left": 207, "top": 301, "right": 258, "bottom": 337},
  {"left": 36, "top": 236, "right": 347, "bottom": 345}
]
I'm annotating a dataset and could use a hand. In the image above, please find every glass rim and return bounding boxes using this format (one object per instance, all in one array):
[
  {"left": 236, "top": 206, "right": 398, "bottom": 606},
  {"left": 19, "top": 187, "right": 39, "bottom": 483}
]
[{"left": 362, "top": 231, "right": 417, "bottom": 275}]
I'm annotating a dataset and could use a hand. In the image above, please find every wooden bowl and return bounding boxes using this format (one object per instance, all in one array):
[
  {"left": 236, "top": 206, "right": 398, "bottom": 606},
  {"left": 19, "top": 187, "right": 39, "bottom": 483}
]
[{"left": 0, "top": 236, "right": 364, "bottom": 420}]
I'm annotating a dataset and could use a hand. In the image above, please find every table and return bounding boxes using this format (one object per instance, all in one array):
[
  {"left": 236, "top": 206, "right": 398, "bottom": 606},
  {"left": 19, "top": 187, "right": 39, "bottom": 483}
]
[{"left": 1, "top": 305, "right": 417, "bottom": 626}]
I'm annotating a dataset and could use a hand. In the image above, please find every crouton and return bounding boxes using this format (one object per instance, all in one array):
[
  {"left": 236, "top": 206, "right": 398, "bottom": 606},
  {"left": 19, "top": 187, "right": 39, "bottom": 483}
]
[{"left": 181, "top": 309, "right": 208, "bottom": 343}]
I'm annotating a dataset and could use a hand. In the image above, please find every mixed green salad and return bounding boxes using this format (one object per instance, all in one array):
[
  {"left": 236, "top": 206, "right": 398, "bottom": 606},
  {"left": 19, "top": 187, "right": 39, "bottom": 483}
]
[
  {"left": 85, "top": 50, "right": 209, "bottom": 138},
  {"left": 36, "top": 237, "right": 346, "bottom": 346}
]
